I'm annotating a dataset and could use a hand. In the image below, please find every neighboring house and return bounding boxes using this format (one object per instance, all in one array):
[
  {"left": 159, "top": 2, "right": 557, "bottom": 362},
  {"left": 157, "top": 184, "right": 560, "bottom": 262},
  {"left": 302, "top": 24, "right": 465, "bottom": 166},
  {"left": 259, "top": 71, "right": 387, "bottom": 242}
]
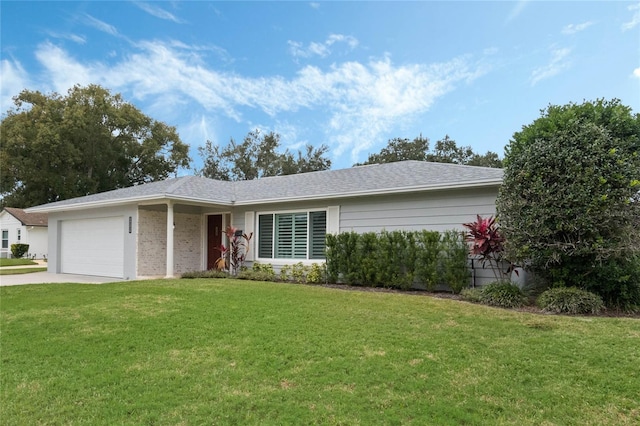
[
  {"left": 0, "top": 207, "right": 49, "bottom": 259},
  {"left": 27, "top": 161, "right": 503, "bottom": 281}
]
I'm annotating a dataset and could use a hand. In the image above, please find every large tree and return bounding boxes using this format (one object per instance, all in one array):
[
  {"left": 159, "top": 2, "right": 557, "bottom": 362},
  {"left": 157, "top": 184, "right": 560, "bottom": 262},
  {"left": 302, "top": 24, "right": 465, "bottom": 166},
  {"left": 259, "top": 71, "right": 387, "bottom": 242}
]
[
  {"left": 1, "top": 85, "right": 190, "bottom": 208},
  {"left": 496, "top": 99, "right": 640, "bottom": 308},
  {"left": 355, "top": 135, "right": 502, "bottom": 168},
  {"left": 197, "top": 130, "right": 331, "bottom": 181}
]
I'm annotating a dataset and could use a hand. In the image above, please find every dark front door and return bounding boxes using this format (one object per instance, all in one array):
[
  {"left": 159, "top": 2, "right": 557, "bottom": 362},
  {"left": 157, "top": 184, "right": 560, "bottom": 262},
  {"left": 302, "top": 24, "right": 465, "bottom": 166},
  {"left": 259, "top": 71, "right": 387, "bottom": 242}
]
[{"left": 207, "top": 215, "right": 223, "bottom": 270}]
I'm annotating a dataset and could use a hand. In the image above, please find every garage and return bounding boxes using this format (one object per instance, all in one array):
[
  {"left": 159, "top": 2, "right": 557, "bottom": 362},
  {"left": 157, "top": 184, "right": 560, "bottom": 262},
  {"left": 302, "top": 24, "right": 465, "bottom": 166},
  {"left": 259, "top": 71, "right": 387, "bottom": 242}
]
[{"left": 60, "top": 216, "right": 125, "bottom": 278}]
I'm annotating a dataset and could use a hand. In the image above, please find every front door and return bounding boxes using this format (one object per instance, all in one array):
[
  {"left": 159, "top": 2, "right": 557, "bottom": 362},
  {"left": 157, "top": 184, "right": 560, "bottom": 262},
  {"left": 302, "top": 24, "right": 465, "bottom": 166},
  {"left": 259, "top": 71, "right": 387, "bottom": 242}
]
[{"left": 207, "top": 215, "right": 223, "bottom": 270}]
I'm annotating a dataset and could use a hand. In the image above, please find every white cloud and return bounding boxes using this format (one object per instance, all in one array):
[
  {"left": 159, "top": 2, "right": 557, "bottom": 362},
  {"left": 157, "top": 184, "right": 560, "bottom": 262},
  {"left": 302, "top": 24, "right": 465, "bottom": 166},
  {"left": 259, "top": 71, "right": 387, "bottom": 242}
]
[
  {"left": 310, "top": 3, "right": 320, "bottom": 10},
  {"left": 31, "top": 40, "right": 488, "bottom": 165},
  {"left": 288, "top": 34, "right": 359, "bottom": 58},
  {"left": 46, "top": 31, "right": 87, "bottom": 44},
  {"left": 506, "top": 1, "right": 530, "bottom": 23},
  {"left": 530, "top": 47, "right": 571, "bottom": 86},
  {"left": 134, "top": 2, "right": 185, "bottom": 24},
  {"left": 83, "top": 14, "right": 119, "bottom": 36},
  {"left": 622, "top": 3, "right": 640, "bottom": 31},
  {"left": 633, "top": 67, "right": 640, "bottom": 79},
  {"left": 35, "top": 42, "right": 103, "bottom": 93},
  {"left": 1, "top": 59, "right": 31, "bottom": 113},
  {"left": 562, "top": 21, "right": 593, "bottom": 35}
]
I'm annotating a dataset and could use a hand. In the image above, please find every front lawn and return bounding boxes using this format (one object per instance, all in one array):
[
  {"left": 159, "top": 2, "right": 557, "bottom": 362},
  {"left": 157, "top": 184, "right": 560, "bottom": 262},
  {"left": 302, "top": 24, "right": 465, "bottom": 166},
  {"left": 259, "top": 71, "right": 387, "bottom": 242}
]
[
  {"left": 0, "top": 267, "right": 48, "bottom": 275},
  {"left": 0, "top": 258, "right": 36, "bottom": 267},
  {"left": 1, "top": 279, "right": 638, "bottom": 425}
]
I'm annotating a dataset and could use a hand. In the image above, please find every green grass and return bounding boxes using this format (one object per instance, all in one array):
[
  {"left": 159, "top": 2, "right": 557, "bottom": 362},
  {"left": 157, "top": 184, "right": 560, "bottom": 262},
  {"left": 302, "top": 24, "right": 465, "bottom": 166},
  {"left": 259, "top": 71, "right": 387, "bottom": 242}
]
[
  {"left": 0, "top": 267, "right": 48, "bottom": 275},
  {"left": 0, "top": 258, "right": 36, "bottom": 267},
  {"left": 1, "top": 279, "right": 639, "bottom": 425}
]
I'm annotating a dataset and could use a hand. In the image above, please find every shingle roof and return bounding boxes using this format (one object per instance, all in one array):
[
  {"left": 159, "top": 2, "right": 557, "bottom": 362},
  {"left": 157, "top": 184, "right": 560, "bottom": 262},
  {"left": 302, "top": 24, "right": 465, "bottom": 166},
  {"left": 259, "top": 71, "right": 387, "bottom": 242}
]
[
  {"left": 28, "top": 161, "right": 503, "bottom": 212},
  {"left": 3, "top": 207, "right": 48, "bottom": 226},
  {"left": 233, "top": 161, "right": 503, "bottom": 203}
]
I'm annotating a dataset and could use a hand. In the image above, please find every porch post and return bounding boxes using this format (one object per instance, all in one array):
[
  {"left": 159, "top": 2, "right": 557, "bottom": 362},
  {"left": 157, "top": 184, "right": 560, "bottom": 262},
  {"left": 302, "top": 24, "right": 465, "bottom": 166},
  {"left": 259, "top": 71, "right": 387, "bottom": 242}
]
[{"left": 166, "top": 200, "right": 174, "bottom": 278}]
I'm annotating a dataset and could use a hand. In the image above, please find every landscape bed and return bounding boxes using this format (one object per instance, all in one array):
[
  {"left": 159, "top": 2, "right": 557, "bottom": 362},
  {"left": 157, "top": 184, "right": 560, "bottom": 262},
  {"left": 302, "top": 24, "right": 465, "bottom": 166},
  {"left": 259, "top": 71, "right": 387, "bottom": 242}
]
[{"left": 1, "top": 279, "right": 639, "bottom": 425}]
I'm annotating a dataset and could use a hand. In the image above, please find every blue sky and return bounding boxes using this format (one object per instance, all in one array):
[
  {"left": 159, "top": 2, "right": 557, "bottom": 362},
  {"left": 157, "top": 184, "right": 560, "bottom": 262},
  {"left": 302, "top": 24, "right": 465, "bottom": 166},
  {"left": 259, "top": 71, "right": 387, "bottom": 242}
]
[{"left": 2, "top": 1, "right": 639, "bottom": 172}]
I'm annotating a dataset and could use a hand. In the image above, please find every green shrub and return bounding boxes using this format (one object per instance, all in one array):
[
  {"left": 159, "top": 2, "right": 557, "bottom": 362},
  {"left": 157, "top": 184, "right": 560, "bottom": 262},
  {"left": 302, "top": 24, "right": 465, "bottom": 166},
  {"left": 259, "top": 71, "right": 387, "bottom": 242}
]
[
  {"left": 497, "top": 99, "right": 640, "bottom": 303},
  {"left": 460, "top": 288, "right": 483, "bottom": 303},
  {"left": 252, "top": 262, "right": 276, "bottom": 279},
  {"left": 480, "top": 281, "right": 527, "bottom": 308},
  {"left": 279, "top": 264, "right": 291, "bottom": 282},
  {"left": 415, "top": 230, "right": 440, "bottom": 291},
  {"left": 10, "top": 244, "right": 29, "bottom": 259},
  {"left": 237, "top": 270, "right": 276, "bottom": 282},
  {"left": 537, "top": 287, "right": 604, "bottom": 315},
  {"left": 439, "top": 231, "right": 471, "bottom": 294},
  {"left": 306, "top": 263, "right": 326, "bottom": 284},
  {"left": 581, "top": 255, "right": 640, "bottom": 312},
  {"left": 181, "top": 270, "right": 228, "bottom": 279},
  {"left": 325, "top": 229, "right": 472, "bottom": 291},
  {"left": 291, "top": 262, "right": 308, "bottom": 283}
]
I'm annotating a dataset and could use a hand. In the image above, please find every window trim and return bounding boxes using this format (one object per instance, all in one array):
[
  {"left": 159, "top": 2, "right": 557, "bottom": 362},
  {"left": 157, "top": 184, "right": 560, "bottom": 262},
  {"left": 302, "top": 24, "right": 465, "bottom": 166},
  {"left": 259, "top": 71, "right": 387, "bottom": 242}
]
[
  {"left": 1, "top": 229, "right": 8, "bottom": 250},
  {"left": 256, "top": 208, "right": 327, "bottom": 262}
]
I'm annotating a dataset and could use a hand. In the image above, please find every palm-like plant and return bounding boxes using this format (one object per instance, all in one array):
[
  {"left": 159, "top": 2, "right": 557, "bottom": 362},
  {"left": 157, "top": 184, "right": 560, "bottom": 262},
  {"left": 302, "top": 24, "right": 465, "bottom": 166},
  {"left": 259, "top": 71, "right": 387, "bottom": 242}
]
[
  {"left": 215, "top": 226, "right": 253, "bottom": 276},
  {"left": 463, "top": 215, "right": 509, "bottom": 281}
]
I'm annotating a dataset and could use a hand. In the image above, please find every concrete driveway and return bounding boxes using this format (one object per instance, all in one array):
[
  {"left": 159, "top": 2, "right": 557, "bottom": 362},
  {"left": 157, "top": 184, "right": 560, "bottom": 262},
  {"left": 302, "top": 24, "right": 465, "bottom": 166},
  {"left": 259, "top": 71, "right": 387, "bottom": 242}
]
[{"left": 0, "top": 271, "right": 122, "bottom": 286}]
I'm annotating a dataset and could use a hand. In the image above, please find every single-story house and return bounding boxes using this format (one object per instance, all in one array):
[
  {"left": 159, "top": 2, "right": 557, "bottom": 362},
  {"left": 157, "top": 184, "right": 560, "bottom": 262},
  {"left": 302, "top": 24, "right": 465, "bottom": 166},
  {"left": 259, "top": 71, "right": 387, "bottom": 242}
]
[
  {"left": 0, "top": 207, "right": 49, "bottom": 259},
  {"left": 27, "top": 160, "right": 503, "bottom": 281}
]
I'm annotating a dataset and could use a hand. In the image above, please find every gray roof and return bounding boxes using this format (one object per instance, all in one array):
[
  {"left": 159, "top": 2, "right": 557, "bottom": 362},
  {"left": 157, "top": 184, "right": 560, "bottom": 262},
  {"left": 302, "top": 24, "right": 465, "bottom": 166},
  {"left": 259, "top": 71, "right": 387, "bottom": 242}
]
[{"left": 28, "top": 161, "right": 503, "bottom": 212}]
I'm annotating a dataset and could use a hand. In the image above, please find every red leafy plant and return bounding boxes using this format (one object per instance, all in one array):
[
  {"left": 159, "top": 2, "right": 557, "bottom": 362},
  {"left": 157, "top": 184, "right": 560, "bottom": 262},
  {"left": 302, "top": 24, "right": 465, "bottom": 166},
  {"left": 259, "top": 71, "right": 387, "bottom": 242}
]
[
  {"left": 215, "top": 226, "right": 253, "bottom": 276},
  {"left": 463, "top": 215, "right": 512, "bottom": 281}
]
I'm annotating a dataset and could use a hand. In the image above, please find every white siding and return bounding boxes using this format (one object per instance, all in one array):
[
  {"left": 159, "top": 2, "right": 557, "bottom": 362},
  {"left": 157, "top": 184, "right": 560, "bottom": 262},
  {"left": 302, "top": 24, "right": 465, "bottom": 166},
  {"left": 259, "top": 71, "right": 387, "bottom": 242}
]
[
  {"left": 25, "top": 227, "right": 48, "bottom": 259},
  {"left": 0, "top": 212, "right": 22, "bottom": 258}
]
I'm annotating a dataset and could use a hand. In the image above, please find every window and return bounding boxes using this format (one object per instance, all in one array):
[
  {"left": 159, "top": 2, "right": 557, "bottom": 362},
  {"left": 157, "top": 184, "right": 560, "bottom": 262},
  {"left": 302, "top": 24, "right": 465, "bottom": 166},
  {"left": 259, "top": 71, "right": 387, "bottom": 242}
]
[
  {"left": 1, "top": 230, "right": 8, "bottom": 249},
  {"left": 258, "top": 211, "right": 326, "bottom": 260},
  {"left": 17, "top": 229, "right": 21, "bottom": 242}
]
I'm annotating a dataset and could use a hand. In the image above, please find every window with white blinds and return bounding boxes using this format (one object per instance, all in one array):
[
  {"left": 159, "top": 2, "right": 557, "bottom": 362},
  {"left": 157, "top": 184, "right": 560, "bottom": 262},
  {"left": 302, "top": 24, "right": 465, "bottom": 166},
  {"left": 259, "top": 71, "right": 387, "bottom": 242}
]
[{"left": 258, "top": 211, "right": 326, "bottom": 260}]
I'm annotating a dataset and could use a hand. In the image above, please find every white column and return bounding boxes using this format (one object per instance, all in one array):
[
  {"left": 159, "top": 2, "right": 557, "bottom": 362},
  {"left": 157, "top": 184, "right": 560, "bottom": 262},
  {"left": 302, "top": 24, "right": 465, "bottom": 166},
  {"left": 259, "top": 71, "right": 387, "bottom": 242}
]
[{"left": 166, "top": 201, "right": 174, "bottom": 278}]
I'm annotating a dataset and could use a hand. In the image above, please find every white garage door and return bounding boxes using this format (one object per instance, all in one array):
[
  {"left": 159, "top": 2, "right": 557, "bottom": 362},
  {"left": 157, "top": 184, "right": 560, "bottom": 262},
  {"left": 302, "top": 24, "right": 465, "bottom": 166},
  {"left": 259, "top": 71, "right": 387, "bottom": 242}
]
[{"left": 60, "top": 216, "right": 124, "bottom": 278}]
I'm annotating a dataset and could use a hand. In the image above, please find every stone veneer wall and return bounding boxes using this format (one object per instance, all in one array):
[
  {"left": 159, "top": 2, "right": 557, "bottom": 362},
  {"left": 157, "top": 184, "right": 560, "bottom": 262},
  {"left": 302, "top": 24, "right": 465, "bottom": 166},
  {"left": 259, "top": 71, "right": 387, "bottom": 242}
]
[
  {"left": 137, "top": 210, "right": 166, "bottom": 277},
  {"left": 174, "top": 212, "right": 202, "bottom": 274},
  {"left": 137, "top": 209, "right": 203, "bottom": 277}
]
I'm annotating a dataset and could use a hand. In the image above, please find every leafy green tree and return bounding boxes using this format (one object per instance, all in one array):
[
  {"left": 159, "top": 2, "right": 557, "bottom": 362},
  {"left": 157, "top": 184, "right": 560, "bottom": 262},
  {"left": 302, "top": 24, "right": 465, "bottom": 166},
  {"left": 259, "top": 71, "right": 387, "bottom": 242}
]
[
  {"left": 1, "top": 85, "right": 190, "bottom": 208},
  {"left": 355, "top": 135, "right": 430, "bottom": 165},
  {"left": 355, "top": 134, "right": 502, "bottom": 168},
  {"left": 496, "top": 99, "right": 640, "bottom": 307},
  {"left": 197, "top": 130, "right": 331, "bottom": 180}
]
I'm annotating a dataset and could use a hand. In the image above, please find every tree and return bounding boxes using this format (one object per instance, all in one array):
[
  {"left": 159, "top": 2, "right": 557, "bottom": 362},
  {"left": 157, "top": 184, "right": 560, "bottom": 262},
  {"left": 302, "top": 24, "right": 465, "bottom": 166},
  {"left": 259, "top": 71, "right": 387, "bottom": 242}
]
[
  {"left": 0, "top": 85, "right": 190, "bottom": 208},
  {"left": 355, "top": 134, "right": 502, "bottom": 168},
  {"left": 496, "top": 99, "right": 640, "bottom": 308},
  {"left": 196, "top": 130, "right": 331, "bottom": 180},
  {"left": 355, "top": 135, "right": 430, "bottom": 165}
]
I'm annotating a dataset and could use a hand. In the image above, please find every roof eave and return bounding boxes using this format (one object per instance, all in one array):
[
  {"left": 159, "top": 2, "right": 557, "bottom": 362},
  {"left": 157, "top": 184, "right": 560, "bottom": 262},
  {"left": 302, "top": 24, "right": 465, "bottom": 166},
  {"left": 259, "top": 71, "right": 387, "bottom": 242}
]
[
  {"left": 234, "top": 178, "right": 503, "bottom": 206},
  {"left": 26, "top": 194, "right": 234, "bottom": 213}
]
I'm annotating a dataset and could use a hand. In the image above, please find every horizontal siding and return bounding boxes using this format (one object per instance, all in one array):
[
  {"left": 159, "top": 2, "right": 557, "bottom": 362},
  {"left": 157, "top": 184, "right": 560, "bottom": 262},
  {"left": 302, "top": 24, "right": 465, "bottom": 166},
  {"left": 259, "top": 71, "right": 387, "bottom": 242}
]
[{"left": 339, "top": 187, "right": 498, "bottom": 233}]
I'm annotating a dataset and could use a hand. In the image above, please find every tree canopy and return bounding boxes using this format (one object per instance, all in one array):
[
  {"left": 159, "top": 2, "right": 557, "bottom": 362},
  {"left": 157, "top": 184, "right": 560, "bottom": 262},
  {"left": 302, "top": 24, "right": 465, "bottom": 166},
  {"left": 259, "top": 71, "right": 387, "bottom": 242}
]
[
  {"left": 496, "top": 99, "right": 640, "bottom": 308},
  {"left": 354, "top": 135, "right": 503, "bottom": 168},
  {"left": 0, "top": 85, "right": 190, "bottom": 208},
  {"left": 196, "top": 130, "right": 331, "bottom": 181}
]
